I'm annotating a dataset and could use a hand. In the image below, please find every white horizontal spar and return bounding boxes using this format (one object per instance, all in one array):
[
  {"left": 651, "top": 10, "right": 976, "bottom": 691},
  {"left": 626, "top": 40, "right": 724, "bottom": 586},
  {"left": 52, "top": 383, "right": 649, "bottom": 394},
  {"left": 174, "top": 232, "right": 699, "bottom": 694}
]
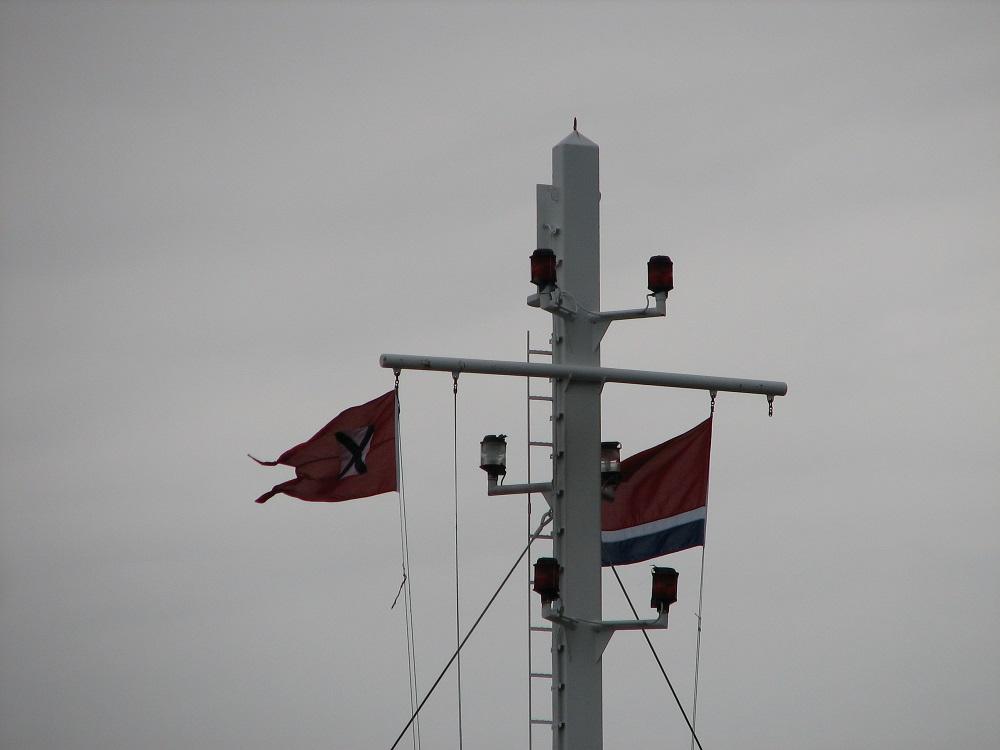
[{"left": 379, "top": 353, "right": 787, "bottom": 397}]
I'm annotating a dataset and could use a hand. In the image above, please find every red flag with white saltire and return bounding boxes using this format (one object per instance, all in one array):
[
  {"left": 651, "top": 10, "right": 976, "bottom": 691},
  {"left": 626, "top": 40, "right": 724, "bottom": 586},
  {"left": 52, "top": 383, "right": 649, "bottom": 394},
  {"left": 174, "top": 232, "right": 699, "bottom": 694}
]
[{"left": 251, "top": 390, "right": 397, "bottom": 504}]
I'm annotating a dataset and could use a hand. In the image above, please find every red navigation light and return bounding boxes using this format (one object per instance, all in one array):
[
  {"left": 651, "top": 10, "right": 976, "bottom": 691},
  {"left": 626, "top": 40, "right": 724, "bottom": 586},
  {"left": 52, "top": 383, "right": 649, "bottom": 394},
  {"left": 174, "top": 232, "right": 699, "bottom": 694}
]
[
  {"left": 647, "top": 255, "right": 674, "bottom": 295},
  {"left": 650, "top": 566, "right": 678, "bottom": 610},
  {"left": 531, "top": 248, "right": 557, "bottom": 289},
  {"left": 533, "top": 557, "right": 561, "bottom": 603}
]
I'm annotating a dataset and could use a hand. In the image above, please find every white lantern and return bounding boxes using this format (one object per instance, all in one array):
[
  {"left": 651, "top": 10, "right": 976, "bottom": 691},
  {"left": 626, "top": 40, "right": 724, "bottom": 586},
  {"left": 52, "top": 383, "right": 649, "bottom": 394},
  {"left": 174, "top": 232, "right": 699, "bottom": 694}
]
[{"left": 479, "top": 434, "right": 507, "bottom": 477}]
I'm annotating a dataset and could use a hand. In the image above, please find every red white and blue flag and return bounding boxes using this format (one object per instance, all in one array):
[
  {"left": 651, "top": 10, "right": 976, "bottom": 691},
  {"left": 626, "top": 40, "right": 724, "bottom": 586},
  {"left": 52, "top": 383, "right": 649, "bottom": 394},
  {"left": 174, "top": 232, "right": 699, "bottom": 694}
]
[
  {"left": 601, "top": 417, "right": 712, "bottom": 566},
  {"left": 250, "top": 390, "right": 397, "bottom": 504}
]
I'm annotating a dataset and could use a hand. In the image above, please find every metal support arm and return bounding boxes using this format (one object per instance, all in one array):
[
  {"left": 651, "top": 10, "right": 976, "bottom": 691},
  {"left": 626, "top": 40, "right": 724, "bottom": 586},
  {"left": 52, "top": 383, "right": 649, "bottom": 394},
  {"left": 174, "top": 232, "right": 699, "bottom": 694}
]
[
  {"left": 589, "top": 292, "right": 667, "bottom": 323},
  {"left": 588, "top": 292, "right": 666, "bottom": 348},
  {"left": 486, "top": 474, "right": 554, "bottom": 504},
  {"left": 526, "top": 289, "right": 667, "bottom": 332},
  {"left": 527, "top": 289, "right": 578, "bottom": 318},
  {"left": 541, "top": 601, "right": 670, "bottom": 660},
  {"left": 542, "top": 601, "right": 669, "bottom": 632},
  {"left": 379, "top": 353, "right": 788, "bottom": 398}
]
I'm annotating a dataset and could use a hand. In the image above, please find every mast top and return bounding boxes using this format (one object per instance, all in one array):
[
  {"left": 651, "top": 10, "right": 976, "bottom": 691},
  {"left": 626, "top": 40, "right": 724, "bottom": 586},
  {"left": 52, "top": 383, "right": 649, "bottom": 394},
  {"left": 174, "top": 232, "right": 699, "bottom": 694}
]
[{"left": 556, "top": 129, "right": 598, "bottom": 148}]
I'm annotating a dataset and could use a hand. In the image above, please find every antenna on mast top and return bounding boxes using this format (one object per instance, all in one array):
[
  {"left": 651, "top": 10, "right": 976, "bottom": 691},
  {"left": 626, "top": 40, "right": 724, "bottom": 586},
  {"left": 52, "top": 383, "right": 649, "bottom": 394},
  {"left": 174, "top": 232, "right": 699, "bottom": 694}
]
[{"left": 573, "top": 117, "right": 578, "bottom": 132}]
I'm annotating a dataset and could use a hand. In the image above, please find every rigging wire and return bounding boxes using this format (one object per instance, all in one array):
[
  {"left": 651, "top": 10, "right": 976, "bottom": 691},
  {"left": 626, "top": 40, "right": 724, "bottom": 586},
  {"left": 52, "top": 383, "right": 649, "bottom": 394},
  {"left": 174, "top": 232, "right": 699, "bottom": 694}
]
[
  {"left": 691, "top": 392, "right": 715, "bottom": 750},
  {"left": 690, "top": 545, "right": 707, "bottom": 750},
  {"left": 610, "top": 565, "right": 705, "bottom": 750},
  {"left": 388, "top": 512, "right": 553, "bottom": 750},
  {"left": 451, "top": 374, "right": 464, "bottom": 750},
  {"left": 393, "top": 375, "right": 421, "bottom": 750}
]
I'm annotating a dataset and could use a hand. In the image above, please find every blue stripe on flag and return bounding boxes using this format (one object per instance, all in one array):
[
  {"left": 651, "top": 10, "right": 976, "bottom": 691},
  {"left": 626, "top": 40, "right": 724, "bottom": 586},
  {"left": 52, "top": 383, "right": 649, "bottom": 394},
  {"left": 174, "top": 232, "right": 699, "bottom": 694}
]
[{"left": 601, "top": 518, "right": 706, "bottom": 566}]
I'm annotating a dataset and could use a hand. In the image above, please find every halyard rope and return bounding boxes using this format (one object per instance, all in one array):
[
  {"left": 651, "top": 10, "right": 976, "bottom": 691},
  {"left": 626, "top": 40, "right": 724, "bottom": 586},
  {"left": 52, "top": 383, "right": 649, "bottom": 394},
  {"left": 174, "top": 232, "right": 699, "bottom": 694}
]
[
  {"left": 452, "top": 374, "right": 464, "bottom": 750},
  {"left": 388, "top": 512, "right": 553, "bottom": 750},
  {"left": 393, "top": 378, "right": 421, "bottom": 750}
]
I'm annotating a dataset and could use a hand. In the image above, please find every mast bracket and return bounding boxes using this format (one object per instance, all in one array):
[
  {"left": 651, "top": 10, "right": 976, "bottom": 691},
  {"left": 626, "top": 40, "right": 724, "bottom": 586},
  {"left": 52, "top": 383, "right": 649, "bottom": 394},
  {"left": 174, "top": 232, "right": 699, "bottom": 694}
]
[
  {"left": 486, "top": 475, "right": 554, "bottom": 505},
  {"left": 541, "top": 602, "right": 670, "bottom": 660}
]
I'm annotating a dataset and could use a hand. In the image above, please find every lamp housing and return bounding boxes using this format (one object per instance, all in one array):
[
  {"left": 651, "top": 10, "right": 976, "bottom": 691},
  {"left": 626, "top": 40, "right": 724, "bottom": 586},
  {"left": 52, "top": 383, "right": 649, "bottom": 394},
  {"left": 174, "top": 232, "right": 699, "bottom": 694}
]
[
  {"left": 600, "top": 441, "right": 622, "bottom": 484},
  {"left": 530, "top": 248, "right": 557, "bottom": 289},
  {"left": 479, "top": 434, "right": 507, "bottom": 477},
  {"left": 647, "top": 255, "right": 674, "bottom": 295},
  {"left": 650, "top": 566, "right": 679, "bottom": 610},
  {"left": 533, "top": 557, "right": 561, "bottom": 603}
]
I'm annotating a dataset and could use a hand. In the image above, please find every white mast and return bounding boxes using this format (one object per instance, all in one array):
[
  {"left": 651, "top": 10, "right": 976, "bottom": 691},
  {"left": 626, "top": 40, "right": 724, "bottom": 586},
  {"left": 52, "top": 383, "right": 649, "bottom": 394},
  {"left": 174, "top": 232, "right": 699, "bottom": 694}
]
[
  {"left": 541, "top": 130, "right": 604, "bottom": 749},
  {"left": 381, "top": 127, "right": 787, "bottom": 750}
]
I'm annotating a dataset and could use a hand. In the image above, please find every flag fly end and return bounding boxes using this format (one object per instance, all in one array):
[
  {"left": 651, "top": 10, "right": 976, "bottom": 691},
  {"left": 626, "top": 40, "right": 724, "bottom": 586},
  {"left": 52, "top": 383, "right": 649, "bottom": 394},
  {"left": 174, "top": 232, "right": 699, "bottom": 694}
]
[{"left": 248, "top": 454, "right": 279, "bottom": 467}]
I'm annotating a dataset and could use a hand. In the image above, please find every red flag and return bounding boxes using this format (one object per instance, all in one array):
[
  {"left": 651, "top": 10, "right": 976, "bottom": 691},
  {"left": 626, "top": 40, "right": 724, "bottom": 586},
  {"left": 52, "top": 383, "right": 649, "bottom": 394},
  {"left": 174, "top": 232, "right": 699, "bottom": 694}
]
[
  {"left": 251, "top": 390, "right": 397, "bottom": 504},
  {"left": 601, "top": 417, "right": 712, "bottom": 565}
]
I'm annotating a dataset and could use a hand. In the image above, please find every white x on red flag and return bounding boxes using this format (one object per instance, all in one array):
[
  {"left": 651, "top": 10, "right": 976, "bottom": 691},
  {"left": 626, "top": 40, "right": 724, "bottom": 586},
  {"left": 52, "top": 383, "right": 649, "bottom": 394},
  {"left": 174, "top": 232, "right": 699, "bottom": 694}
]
[{"left": 250, "top": 390, "right": 397, "bottom": 504}]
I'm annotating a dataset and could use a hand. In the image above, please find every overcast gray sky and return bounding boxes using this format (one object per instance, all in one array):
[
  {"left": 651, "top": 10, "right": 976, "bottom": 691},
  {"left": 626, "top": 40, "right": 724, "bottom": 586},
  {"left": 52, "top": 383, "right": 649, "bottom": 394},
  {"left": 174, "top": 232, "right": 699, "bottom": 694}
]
[{"left": 2, "top": 1, "right": 998, "bottom": 749}]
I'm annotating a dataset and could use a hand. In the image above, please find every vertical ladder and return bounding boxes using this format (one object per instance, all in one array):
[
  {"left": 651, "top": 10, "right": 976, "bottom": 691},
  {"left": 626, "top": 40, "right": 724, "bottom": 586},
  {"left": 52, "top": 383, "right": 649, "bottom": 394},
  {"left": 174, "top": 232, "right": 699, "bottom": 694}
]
[{"left": 526, "top": 331, "right": 555, "bottom": 749}]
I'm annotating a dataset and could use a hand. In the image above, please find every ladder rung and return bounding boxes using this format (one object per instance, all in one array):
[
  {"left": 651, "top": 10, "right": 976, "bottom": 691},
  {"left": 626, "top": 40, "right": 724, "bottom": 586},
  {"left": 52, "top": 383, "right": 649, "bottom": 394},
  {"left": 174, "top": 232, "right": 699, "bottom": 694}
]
[
  {"left": 535, "top": 533, "right": 553, "bottom": 540},
  {"left": 530, "top": 625, "right": 553, "bottom": 632},
  {"left": 530, "top": 719, "right": 553, "bottom": 725},
  {"left": 529, "top": 441, "right": 553, "bottom": 447},
  {"left": 528, "top": 349, "right": 552, "bottom": 356},
  {"left": 528, "top": 395, "right": 553, "bottom": 401},
  {"left": 530, "top": 672, "right": 553, "bottom": 679}
]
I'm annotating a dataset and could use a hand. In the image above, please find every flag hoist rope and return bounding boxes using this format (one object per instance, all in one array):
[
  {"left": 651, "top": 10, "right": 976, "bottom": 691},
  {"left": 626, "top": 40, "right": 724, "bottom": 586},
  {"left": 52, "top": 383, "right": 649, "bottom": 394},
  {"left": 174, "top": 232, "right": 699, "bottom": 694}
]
[
  {"left": 388, "top": 512, "right": 553, "bottom": 750},
  {"left": 690, "top": 392, "right": 715, "bottom": 750},
  {"left": 451, "top": 374, "right": 464, "bottom": 750},
  {"left": 690, "top": 544, "right": 707, "bottom": 750},
  {"left": 393, "top": 374, "right": 421, "bottom": 750}
]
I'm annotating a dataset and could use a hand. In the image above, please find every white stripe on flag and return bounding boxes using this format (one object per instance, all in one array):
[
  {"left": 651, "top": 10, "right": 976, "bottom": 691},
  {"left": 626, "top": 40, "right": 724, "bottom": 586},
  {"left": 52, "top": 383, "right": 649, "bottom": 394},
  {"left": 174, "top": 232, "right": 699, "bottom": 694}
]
[{"left": 601, "top": 506, "right": 707, "bottom": 544}]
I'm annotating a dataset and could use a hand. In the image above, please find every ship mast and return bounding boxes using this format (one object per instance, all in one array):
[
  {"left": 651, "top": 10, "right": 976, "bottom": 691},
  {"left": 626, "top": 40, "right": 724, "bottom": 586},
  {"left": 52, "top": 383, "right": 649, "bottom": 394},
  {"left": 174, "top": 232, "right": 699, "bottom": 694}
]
[
  {"left": 541, "top": 129, "right": 604, "bottom": 749},
  {"left": 382, "top": 127, "right": 787, "bottom": 750}
]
